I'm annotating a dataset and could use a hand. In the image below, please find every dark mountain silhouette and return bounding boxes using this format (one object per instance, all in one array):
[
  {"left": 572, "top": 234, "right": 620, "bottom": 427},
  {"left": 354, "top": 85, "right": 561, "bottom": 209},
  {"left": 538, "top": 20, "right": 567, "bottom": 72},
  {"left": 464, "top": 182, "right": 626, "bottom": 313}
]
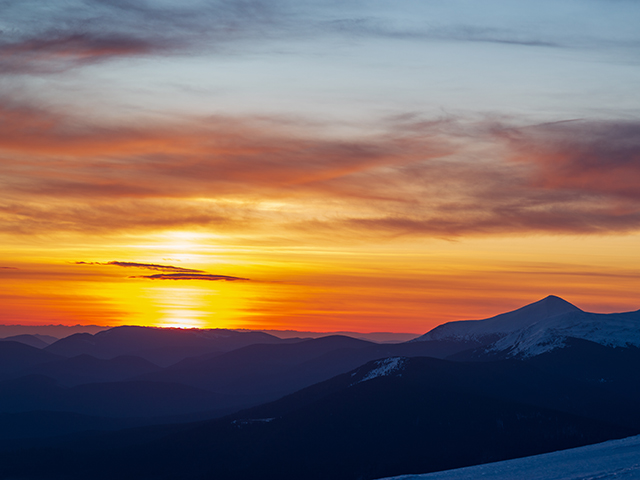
[
  {"left": 132, "top": 334, "right": 522, "bottom": 409},
  {"left": 0, "top": 411, "right": 152, "bottom": 442},
  {"left": 0, "top": 341, "right": 62, "bottom": 380},
  {"left": 0, "top": 353, "right": 635, "bottom": 480},
  {"left": 0, "top": 334, "right": 57, "bottom": 348},
  {"left": 1, "top": 298, "right": 640, "bottom": 480},
  {"left": 242, "top": 345, "right": 640, "bottom": 433},
  {"left": 0, "top": 374, "right": 242, "bottom": 418},
  {"left": 135, "top": 335, "right": 376, "bottom": 405},
  {"left": 0, "top": 334, "right": 477, "bottom": 431},
  {"left": 45, "top": 326, "right": 297, "bottom": 366},
  {"left": 523, "top": 337, "right": 640, "bottom": 399},
  {"left": 23, "top": 354, "right": 161, "bottom": 386}
]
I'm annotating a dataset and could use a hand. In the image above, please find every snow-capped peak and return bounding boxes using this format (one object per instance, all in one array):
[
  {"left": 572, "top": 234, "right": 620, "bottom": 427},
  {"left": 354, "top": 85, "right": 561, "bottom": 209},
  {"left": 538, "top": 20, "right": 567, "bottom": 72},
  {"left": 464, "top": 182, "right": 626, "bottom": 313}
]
[
  {"left": 418, "top": 296, "right": 582, "bottom": 343},
  {"left": 414, "top": 296, "right": 640, "bottom": 358}
]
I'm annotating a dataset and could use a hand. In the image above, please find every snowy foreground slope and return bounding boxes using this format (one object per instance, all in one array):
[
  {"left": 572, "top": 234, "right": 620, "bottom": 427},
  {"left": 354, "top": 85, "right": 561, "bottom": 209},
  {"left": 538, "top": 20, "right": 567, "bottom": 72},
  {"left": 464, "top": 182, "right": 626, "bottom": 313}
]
[
  {"left": 415, "top": 295, "right": 640, "bottom": 358},
  {"left": 378, "top": 434, "right": 640, "bottom": 480}
]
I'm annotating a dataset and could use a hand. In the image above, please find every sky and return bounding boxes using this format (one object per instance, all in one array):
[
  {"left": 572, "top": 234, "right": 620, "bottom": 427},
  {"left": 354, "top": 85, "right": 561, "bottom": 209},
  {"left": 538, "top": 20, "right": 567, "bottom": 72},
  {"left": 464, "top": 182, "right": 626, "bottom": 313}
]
[{"left": 1, "top": 0, "right": 640, "bottom": 333}]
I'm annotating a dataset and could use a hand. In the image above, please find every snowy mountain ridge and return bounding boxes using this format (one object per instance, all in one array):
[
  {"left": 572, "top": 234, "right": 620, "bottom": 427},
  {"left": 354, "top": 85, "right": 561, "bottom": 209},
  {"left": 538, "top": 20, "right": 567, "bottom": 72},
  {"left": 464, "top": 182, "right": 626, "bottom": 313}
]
[
  {"left": 351, "top": 357, "right": 407, "bottom": 385},
  {"left": 415, "top": 296, "right": 640, "bottom": 358}
]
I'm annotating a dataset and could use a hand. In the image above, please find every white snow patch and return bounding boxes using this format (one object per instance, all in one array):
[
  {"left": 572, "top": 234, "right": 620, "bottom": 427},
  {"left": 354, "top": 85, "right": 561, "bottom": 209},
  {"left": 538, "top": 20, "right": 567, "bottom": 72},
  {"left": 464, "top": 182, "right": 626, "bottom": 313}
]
[
  {"left": 490, "top": 311, "right": 640, "bottom": 358},
  {"left": 231, "top": 418, "right": 275, "bottom": 427},
  {"left": 375, "top": 435, "right": 640, "bottom": 480},
  {"left": 356, "top": 357, "right": 406, "bottom": 384}
]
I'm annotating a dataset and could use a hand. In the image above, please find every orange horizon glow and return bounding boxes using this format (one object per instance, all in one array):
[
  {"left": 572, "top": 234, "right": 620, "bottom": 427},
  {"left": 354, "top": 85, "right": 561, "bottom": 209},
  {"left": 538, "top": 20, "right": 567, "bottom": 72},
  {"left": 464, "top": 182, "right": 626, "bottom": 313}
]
[
  {"left": 2, "top": 93, "right": 640, "bottom": 333},
  {"left": 3, "top": 229, "right": 640, "bottom": 334}
]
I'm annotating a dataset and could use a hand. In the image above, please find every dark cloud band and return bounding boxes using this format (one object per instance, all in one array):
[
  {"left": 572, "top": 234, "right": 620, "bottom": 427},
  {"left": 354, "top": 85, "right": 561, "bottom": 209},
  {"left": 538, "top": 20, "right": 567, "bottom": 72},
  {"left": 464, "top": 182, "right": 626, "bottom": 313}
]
[
  {"left": 74, "top": 261, "right": 204, "bottom": 273},
  {"left": 129, "top": 273, "right": 249, "bottom": 281}
]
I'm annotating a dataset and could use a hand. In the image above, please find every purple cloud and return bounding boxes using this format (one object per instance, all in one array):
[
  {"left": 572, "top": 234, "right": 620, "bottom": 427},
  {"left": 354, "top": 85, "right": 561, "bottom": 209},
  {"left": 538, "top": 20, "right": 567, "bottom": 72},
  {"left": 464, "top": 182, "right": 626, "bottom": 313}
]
[
  {"left": 129, "top": 273, "right": 249, "bottom": 281},
  {"left": 74, "top": 261, "right": 205, "bottom": 274}
]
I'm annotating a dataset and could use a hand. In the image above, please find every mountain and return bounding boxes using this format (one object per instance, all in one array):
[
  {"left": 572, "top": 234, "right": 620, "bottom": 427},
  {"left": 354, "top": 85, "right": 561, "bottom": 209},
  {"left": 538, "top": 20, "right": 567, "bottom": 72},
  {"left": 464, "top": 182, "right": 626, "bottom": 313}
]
[
  {"left": 0, "top": 375, "right": 239, "bottom": 418},
  {"left": 132, "top": 333, "right": 511, "bottom": 405},
  {"left": 242, "top": 351, "right": 640, "bottom": 432},
  {"left": 0, "top": 411, "right": 153, "bottom": 442},
  {"left": 0, "top": 334, "right": 57, "bottom": 348},
  {"left": 0, "top": 341, "right": 62, "bottom": 380},
  {"left": 375, "top": 434, "right": 640, "bottom": 480},
  {"left": 0, "top": 334, "right": 480, "bottom": 428},
  {"left": 0, "top": 354, "right": 634, "bottom": 480},
  {"left": 418, "top": 295, "right": 581, "bottom": 342},
  {"left": 414, "top": 295, "right": 640, "bottom": 358},
  {"left": 45, "top": 326, "right": 298, "bottom": 366},
  {"left": 135, "top": 335, "right": 377, "bottom": 406},
  {"left": 523, "top": 337, "right": 640, "bottom": 399},
  {"left": 1, "top": 298, "right": 639, "bottom": 479},
  {"left": 23, "top": 354, "right": 162, "bottom": 386}
]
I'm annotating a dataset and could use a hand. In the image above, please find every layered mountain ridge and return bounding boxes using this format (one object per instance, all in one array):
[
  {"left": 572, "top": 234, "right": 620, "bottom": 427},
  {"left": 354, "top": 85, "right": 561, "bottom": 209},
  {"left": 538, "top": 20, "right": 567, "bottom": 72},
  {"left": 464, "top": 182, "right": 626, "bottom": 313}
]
[{"left": 0, "top": 296, "right": 639, "bottom": 479}]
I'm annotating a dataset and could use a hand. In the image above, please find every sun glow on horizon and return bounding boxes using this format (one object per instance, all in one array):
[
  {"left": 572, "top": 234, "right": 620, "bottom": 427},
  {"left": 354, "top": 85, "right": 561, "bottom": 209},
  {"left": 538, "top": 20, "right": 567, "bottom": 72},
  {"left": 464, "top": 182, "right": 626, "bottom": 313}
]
[
  {"left": 2, "top": 0, "right": 640, "bottom": 332},
  {"left": 2, "top": 231, "right": 640, "bottom": 332}
]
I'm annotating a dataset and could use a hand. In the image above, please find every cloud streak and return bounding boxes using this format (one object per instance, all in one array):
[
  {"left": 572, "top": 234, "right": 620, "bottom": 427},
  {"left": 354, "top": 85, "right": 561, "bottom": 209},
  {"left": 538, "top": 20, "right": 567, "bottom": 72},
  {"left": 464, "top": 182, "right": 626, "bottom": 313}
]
[
  {"left": 1, "top": 98, "right": 640, "bottom": 239},
  {"left": 498, "top": 120, "right": 640, "bottom": 201},
  {"left": 327, "top": 19, "right": 561, "bottom": 48},
  {"left": 0, "top": 33, "right": 169, "bottom": 74},
  {"left": 0, "top": 0, "right": 287, "bottom": 74},
  {"left": 73, "top": 260, "right": 249, "bottom": 282},
  {"left": 74, "top": 261, "right": 205, "bottom": 274},
  {"left": 129, "top": 273, "right": 249, "bottom": 281},
  {"left": 1, "top": 0, "right": 594, "bottom": 76}
]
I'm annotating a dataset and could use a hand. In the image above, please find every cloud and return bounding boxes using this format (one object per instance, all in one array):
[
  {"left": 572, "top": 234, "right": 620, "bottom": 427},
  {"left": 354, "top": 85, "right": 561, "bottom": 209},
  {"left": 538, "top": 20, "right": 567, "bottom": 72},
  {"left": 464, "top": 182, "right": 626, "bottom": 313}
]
[
  {"left": 74, "top": 261, "right": 205, "bottom": 274},
  {"left": 0, "top": 0, "right": 287, "bottom": 74},
  {"left": 497, "top": 120, "right": 640, "bottom": 201},
  {"left": 0, "top": 266, "right": 18, "bottom": 270},
  {"left": 0, "top": 0, "right": 577, "bottom": 76},
  {"left": 2, "top": 0, "right": 637, "bottom": 78},
  {"left": 0, "top": 32, "right": 171, "bottom": 74},
  {"left": 326, "top": 19, "right": 561, "bottom": 47},
  {"left": 2, "top": 98, "right": 640, "bottom": 239},
  {"left": 129, "top": 273, "right": 249, "bottom": 281},
  {"left": 73, "top": 260, "right": 248, "bottom": 282}
]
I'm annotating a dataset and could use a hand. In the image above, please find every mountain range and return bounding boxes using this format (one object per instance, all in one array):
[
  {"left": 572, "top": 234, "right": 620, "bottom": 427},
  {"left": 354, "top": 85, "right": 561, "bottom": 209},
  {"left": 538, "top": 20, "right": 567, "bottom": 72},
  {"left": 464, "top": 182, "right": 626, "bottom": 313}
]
[{"left": 0, "top": 295, "right": 638, "bottom": 479}]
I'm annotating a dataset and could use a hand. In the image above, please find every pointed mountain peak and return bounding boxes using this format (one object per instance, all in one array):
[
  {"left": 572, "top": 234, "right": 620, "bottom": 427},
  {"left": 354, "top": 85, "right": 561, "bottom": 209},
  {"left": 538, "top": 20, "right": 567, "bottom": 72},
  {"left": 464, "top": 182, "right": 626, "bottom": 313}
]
[
  {"left": 523, "top": 295, "right": 582, "bottom": 316},
  {"left": 416, "top": 295, "right": 583, "bottom": 342},
  {"left": 479, "top": 295, "right": 582, "bottom": 332}
]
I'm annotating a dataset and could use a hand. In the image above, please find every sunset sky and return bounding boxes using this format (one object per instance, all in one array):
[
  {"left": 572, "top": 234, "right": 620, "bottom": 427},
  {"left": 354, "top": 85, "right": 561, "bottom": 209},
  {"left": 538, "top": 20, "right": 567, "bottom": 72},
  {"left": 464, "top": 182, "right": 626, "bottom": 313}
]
[{"left": 1, "top": 0, "right": 640, "bottom": 333}]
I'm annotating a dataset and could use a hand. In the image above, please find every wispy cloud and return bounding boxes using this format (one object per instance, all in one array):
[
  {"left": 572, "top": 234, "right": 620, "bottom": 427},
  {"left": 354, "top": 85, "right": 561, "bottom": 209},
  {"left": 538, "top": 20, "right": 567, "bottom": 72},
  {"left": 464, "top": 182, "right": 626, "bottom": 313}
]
[
  {"left": 2, "top": 98, "right": 640, "bottom": 239},
  {"left": 128, "top": 273, "right": 249, "bottom": 281},
  {"left": 73, "top": 260, "right": 248, "bottom": 282},
  {"left": 74, "top": 261, "right": 205, "bottom": 274},
  {"left": 326, "top": 19, "right": 561, "bottom": 47},
  {"left": 0, "top": 0, "right": 287, "bottom": 74},
  {"left": 0, "top": 32, "right": 171, "bottom": 74},
  {"left": 0, "top": 0, "right": 582, "bottom": 76},
  {"left": 496, "top": 120, "right": 640, "bottom": 201}
]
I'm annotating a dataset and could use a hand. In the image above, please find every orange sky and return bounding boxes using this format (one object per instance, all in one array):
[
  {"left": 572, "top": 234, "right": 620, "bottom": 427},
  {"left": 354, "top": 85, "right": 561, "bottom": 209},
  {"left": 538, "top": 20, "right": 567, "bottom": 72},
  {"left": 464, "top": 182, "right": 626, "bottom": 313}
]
[
  {"left": 2, "top": 2, "right": 640, "bottom": 334},
  {"left": 1, "top": 109, "right": 640, "bottom": 333},
  {"left": 2, "top": 223, "right": 640, "bottom": 333}
]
